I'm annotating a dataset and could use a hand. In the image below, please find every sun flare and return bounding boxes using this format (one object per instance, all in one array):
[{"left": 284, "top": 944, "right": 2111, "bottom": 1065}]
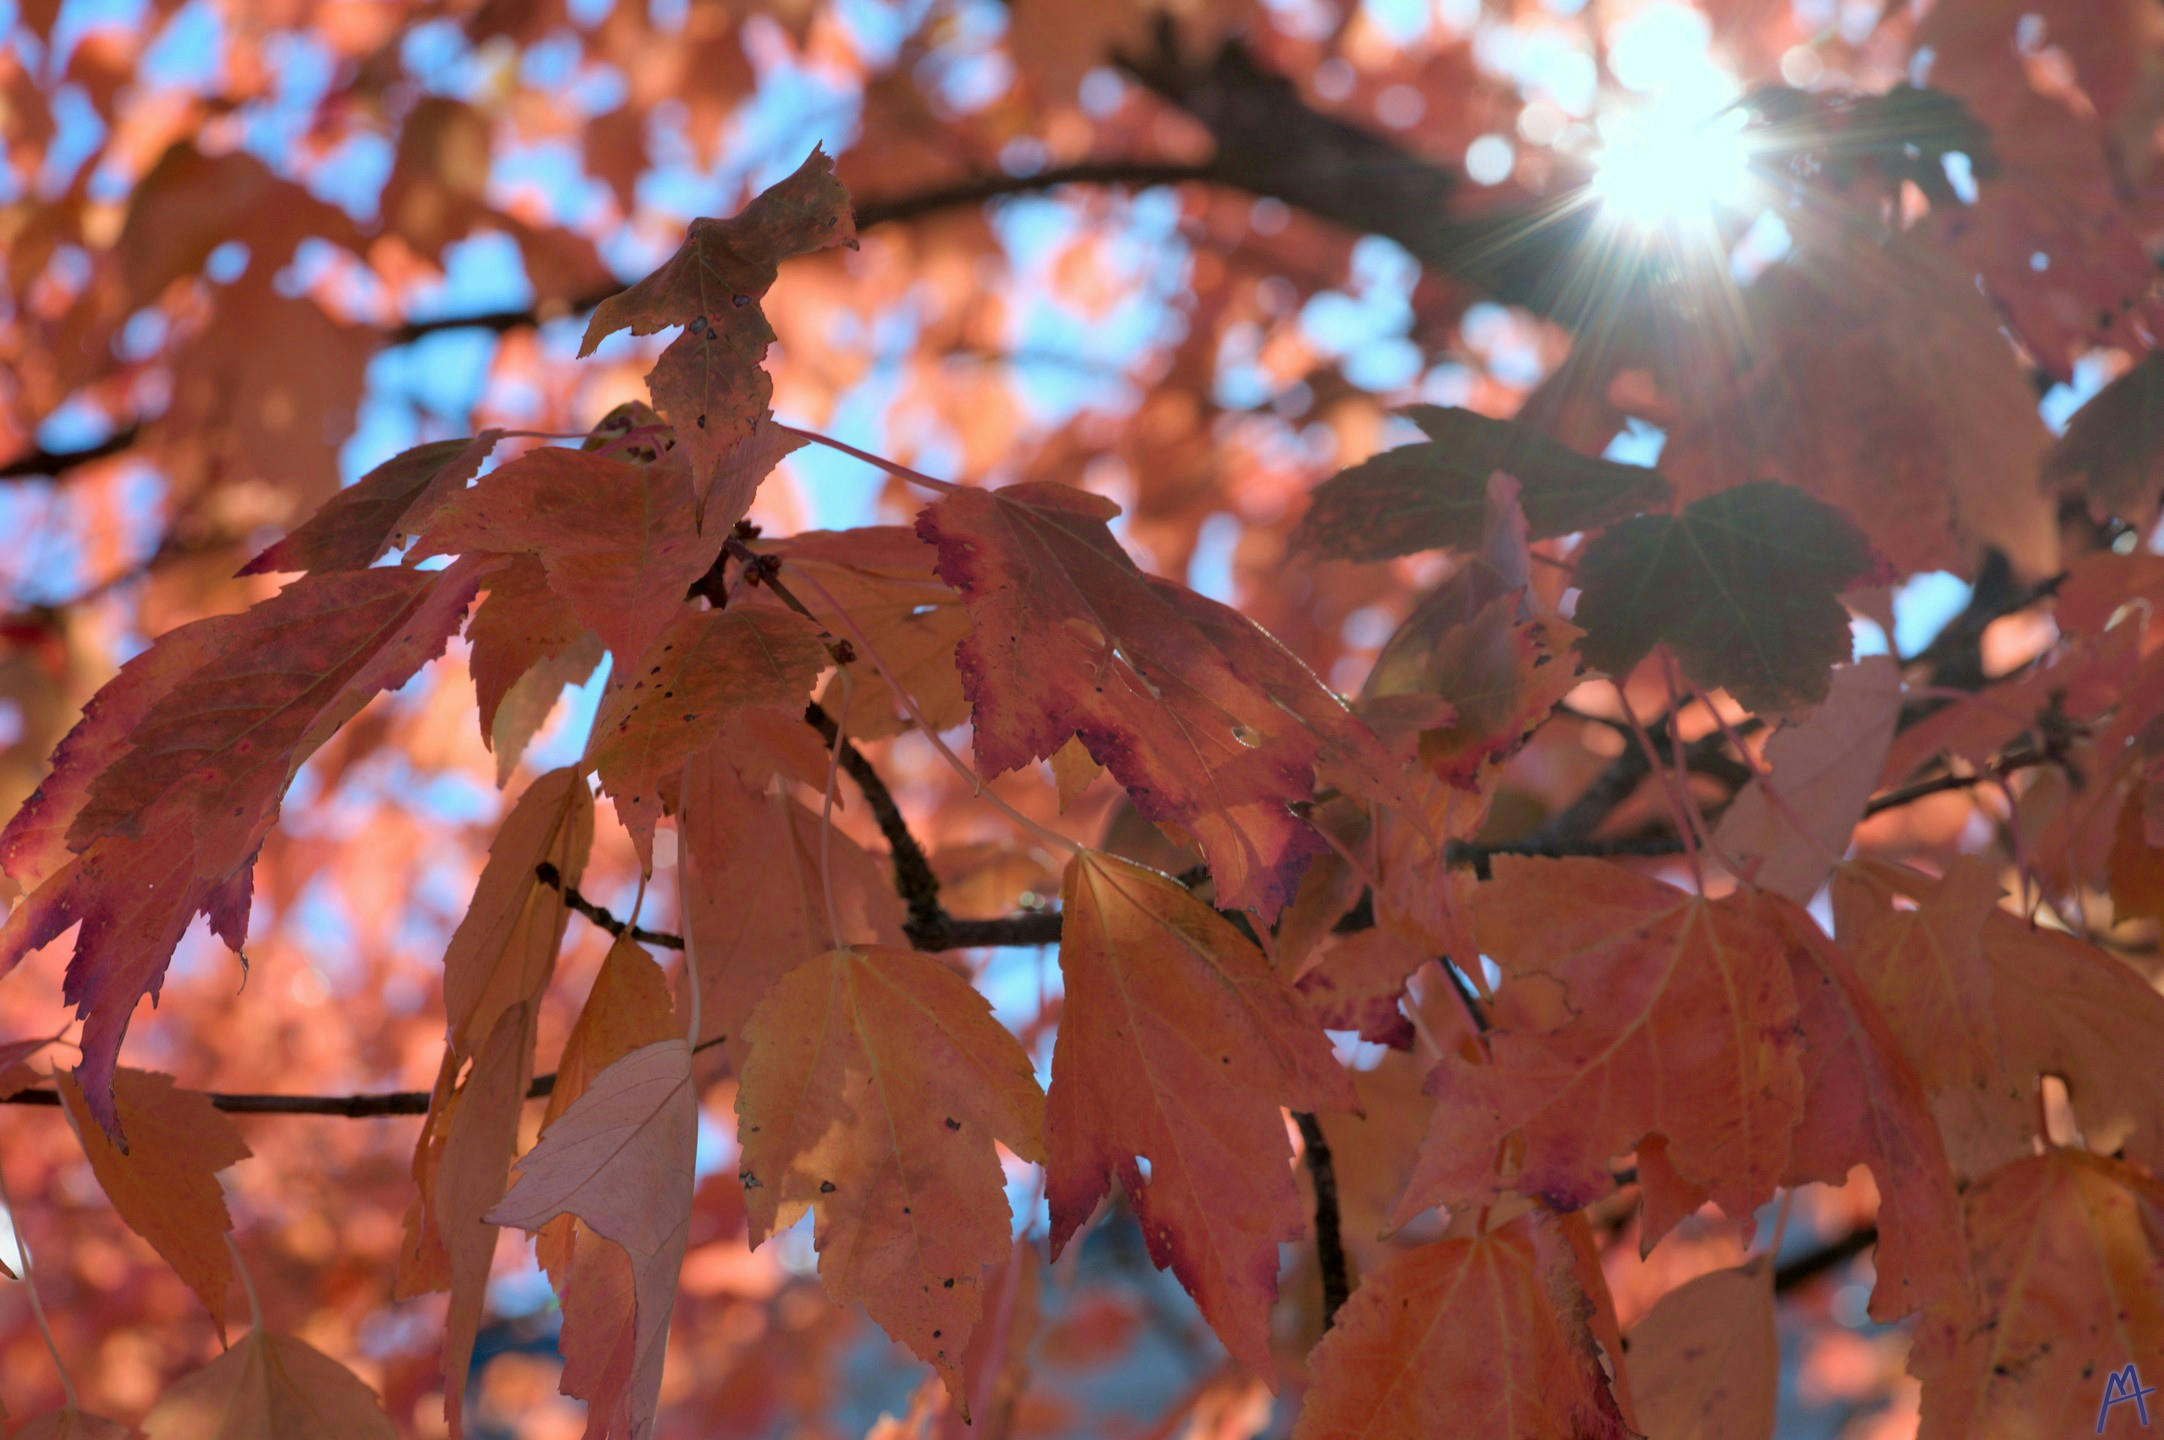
[{"left": 1589, "top": 103, "right": 1757, "bottom": 233}]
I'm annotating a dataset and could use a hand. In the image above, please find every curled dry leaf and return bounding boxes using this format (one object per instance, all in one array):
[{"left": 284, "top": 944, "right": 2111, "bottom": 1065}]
[
  {"left": 736, "top": 945, "right": 1044, "bottom": 1403},
  {"left": 1048, "top": 850, "right": 1356, "bottom": 1376},
  {"left": 579, "top": 145, "right": 856, "bottom": 528}
]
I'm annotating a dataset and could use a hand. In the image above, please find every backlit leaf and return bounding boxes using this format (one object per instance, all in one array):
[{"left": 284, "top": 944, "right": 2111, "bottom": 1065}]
[
  {"left": 0, "top": 561, "right": 489, "bottom": 1138},
  {"left": 1750, "top": 893, "right": 1968, "bottom": 1322},
  {"left": 490, "top": 1039, "right": 697, "bottom": 1440},
  {"left": 918, "top": 482, "right": 1394, "bottom": 915},
  {"left": 239, "top": 432, "right": 501, "bottom": 577},
  {"left": 1048, "top": 850, "right": 1356, "bottom": 1375},
  {"left": 57, "top": 1067, "right": 251, "bottom": 1339},
  {"left": 1394, "top": 858, "right": 1805, "bottom": 1234},
  {"left": 414, "top": 444, "right": 722, "bottom": 674},
  {"left": 139, "top": 1327, "right": 398, "bottom": 1440},
  {"left": 1292, "top": 1212, "right": 1633, "bottom": 1440},
  {"left": 586, "top": 605, "right": 827, "bottom": 866},
  {"left": 1910, "top": 1150, "right": 2164, "bottom": 1440},
  {"left": 1714, "top": 657, "right": 1903, "bottom": 901},
  {"left": 1625, "top": 1260, "right": 1776, "bottom": 1440},
  {"left": 1294, "top": 405, "right": 1669, "bottom": 562},
  {"left": 1572, "top": 481, "right": 1882, "bottom": 715},
  {"left": 737, "top": 945, "right": 1044, "bottom": 1401}
]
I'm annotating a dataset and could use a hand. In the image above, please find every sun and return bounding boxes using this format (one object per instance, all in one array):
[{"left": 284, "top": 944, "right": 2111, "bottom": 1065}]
[{"left": 1588, "top": 101, "right": 1757, "bottom": 234}]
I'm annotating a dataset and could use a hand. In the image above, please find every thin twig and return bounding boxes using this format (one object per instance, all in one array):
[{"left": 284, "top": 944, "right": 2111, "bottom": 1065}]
[{"left": 536, "top": 862, "right": 684, "bottom": 949}]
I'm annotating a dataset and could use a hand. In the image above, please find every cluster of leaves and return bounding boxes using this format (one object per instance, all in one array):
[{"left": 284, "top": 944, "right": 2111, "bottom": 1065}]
[{"left": 5, "top": 0, "right": 2164, "bottom": 1437}]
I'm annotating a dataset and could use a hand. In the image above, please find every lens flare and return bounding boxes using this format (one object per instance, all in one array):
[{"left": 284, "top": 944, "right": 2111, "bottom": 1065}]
[{"left": 1589, "top": 105, "right": 1756, "bottom": 232}]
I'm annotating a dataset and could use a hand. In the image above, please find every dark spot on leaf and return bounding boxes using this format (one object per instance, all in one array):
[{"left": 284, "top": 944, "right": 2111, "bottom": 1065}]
[
  {"left": 732, "top": 293, "right": 751, "bottom": 307},
  {"left": 943, "top": 1278, "right": 954, "bottom": 1289},
  {"left": 819, "top": 1180, "right": 836, "bottom": 1193},
  {"left": 739, "top": 1170, "right": 761, "bottom": 1189},
  {"left": 944, "top": 1117, "right": 960, "bottom": 1130}
]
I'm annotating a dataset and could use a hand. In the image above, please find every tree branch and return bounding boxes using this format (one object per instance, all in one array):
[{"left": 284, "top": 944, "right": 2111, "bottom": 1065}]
[
  {"left": 1772, "top": 1225, "right": 1878, "bottom": 1294},
  {"left": 0, "top": 425, "right": 142, "bottom": 482},
  {"left": 0, "top": 1035, "right": 727, "bottom": 1116},
  {"left": 4, "top": 161, "right": 1231, "bottom": 484},
  {"left": 1293, "top": 1111, "right": 1352, "bottom": 1328}
]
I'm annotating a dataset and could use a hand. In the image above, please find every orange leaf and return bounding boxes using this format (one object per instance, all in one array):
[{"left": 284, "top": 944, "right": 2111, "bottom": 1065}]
[
  {"left": 1048, "top": 850, "right": 1356, "bottom": 1376},
  {"left": 1980, "top": 912, "right": 2164, "bottom": 1179},
  {"left": 489, "top": 1039, "right": 697, "bottom": 1440},
  {"left": 423, "top": 1003, "right": 536, "bottom": 1440},
  {"left": 1910, "top": 1149, "right": 2164, "bottom": 1440},
  {"left": 1625, "top": 1259, "right": 1777, "bottom": 1440},
  {"left": 1751, "top": 893, "right": 1968, "bottom": 1323},
  {"left": 398, "top": 767, "right": 594, "bottom": 1430},
  {"left": 1291, "top": 1212, "right": 1633, "bottom": 1440},
  {"left": 57, "top": 1068, "right": 251, "bottom": 1339},
  {"left": 757, "top": 525, "right": 973, "bottom": 740},
  {"left": 1394, "top": 858, "right": 1804, "bottom": 1234},
  {"left": 587, "top": 605, "right": 828, "bottom": 866},
  {"left": 0, "top": 562, "right": 488, "bottom": 1139},
  {"left": 439, "top": 766, "right": 594, "bottom": 1062},
  {"left": 415, "top": 444, "right": 722, "bottom": 675},
  {"left": 677, "top": 748, "right": 906, "bottom": 1057},
  {"left": 138, "top": 1327, "right": 398, "bottom": 1440},
  {"left": 465, "top": 555, "right": 603, "bottom": 784},
  {"left": 1829, "top": 856, "right": 2003, "bottom": 1106},
  {"left": 737, "top": 945, "right": 1044, "bottom": 1403},
  {"left": 917, "top": 483, "right": 1394, "bottom": 915},
  {"left": 1714, "top": 656, "right": 1903, "bottom": 902},
  {"left": 239, "top": 432, "right": 501, "bottom": 577},
  {"left": 535, "top": 936, "right": 678, "bottom": 1435}
]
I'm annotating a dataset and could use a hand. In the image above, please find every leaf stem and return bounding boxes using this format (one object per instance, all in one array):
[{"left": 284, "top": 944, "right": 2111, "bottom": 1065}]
[
  {"left": 226, "top": 1230, "right": 264, "bottom": 1337},
  {"left": 1614, "top": 680, "right": 1704, "bottom": 890},
  {"left": 775, "top": 425, "right": 965, "bottom": 495},
  {"left": 0, "top": 1167, "right": 78, "bottom": 1410}
]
